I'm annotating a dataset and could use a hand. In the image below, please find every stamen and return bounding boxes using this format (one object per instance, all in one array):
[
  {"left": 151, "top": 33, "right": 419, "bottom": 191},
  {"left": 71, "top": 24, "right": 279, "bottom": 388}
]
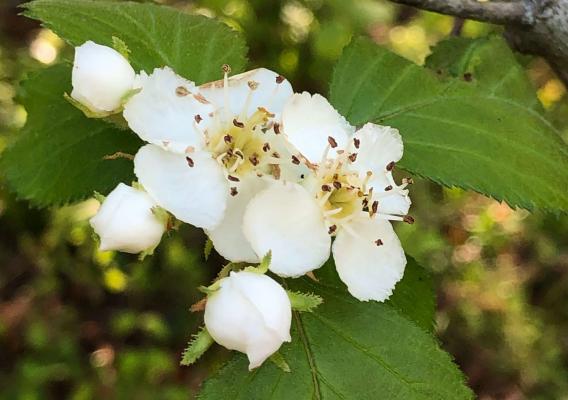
[
  {"left": 291, "top": 155, "right": 301, "bottom": 165},
  {"left": 247, "top": 80, "right": 259, "bottom": 90},
  {"left": 186, "top": 156, "right": 195, "bottom": 167},
  {"left": 230, "top": 187, "right": 238, "bottom": 196},
  {"left": 348, "top": 153, "right": 358, "bottom": 162},
  {"left": 403, "top": 215, "right": 415, "bottom": 224},
  {"left": 353, "top": 137, "right": 360, "bottom": 149},
  {"left": 233, "top": 118, "right": 245, "bottom": 128},
  {"left": 375, "top": 239, "right": 384, "bottom": 246},
  {"left": 262, "top": 143, "right": 271, "bottom": 152},
  {"left": 194, "top": 114, "right": 202, "bottom": 123},
  {"left": 321, "top": 184, "right": 332, "bottom": 192},
  {"left": 273, "top": 122, "right": 281, "bottom": 134},
  {"left": 249, "top": 153, "right": 260, "bottom": 166},
  {"left": 328, "top": 225, "right": 337, "bottom": 235},
  {"left": 386, "top": 161, "right": 395, "bottom": 171},
  {"left": 328, "top": 136, "right": 338, "bottom": 148},
  {"left": 176, "top": 86, "right": 190, "bottom": 97},
  {"left": 384, "top": 185, "right": 393, "bottom": 191},
  {"left": 370, "top": 200, "right": 378, "bottom": 216},
  {"left": 228, "top": 175, "right": 240, "bottom": 182},
  {"left": 333, "top": 181, "right": 342, "bottom": 189},
  {"left": 224, "top": 134, "right": 232, "bottom": 143},
  {"left": 275, "top": 75, "right": 285, "bottom": 84}
]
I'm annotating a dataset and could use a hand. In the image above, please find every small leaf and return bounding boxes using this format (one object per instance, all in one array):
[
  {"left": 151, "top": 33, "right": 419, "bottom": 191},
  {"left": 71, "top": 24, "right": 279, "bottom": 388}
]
[
  {"left": 180, "top": 327, "right": 214, "bottom": 366},
  {"left": 204, "top": 237, "right": 213, "bottom": 261},
  {"left": 286, "top": 290, "right": 323, "bottom": 312},
  {"left": 112, "top": 36, "right": 130, "bottom": 59},
  {"left": 258, "top": 251, "right": 272, "bottom": 274},
  {"left": 269, "top": 352, "right": 291, "bottom": 373}
]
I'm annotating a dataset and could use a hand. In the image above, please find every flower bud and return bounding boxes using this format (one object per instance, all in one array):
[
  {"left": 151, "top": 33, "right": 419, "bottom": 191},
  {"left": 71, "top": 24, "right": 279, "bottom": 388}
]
[
  {"left": 71, "top": 41, "right": 136, "bottom": 113},
  {"left": 204, "top": 271, "right": 292, "bottom": 369},
  {"left": 90, "top": 183, "right": 166, "bottom": 254}
]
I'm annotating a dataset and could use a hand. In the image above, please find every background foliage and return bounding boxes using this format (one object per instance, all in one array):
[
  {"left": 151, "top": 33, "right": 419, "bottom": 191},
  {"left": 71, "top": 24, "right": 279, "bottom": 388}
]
[{"left": 1, "top": 0, "right": 568, "bottom": 399}]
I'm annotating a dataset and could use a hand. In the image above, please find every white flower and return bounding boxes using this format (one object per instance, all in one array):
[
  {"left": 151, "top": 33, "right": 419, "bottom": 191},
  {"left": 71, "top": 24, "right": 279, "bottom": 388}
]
[
  {"left": 243, "top": 92, "right": 412, "bottom": 302},
  {"left": 71, "top": 41, "right": 136, "bottom": 113},
  {"left": 124, "top": 66, "right": 298, "bottom": 241},
  {"left": 90, "top": 183, "right": 166, "bottom": 254},
  {"left": 204, "top": 271, "right": 292, "bottom": 370}
]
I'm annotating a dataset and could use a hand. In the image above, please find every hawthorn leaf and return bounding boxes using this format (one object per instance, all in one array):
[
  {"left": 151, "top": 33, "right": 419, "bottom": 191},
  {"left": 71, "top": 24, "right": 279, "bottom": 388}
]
[{"left": 330, "top": 36, "right": 568, "bottom": 213}]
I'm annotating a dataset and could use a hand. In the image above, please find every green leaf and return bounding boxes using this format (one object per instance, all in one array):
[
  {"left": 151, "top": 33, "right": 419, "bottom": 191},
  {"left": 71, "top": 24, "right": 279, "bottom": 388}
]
[
  {"left": 204, "top": 237, "right": 214, "bottom": 261},
  {"left": 287, "top": 290, "right": 323, "bottom": 312},
  {"left": 180, "top": 327, "right": 215, "bottom": 366},
  {"left": 269, "top": 352, "right": 291, "bottom": 373},
  {"left": 330, "top": 36, "right": 568, "bottom": 213},
  {"left": 199, "top": 262, "right": 471, "bottom": 400},
  {"left": 0, "top": 64, "right": 142, "bottom": 206},
  {"left": 24, "top": 0, "right": 248, "bottom": 83},
  {"left": 386, "top": 256, "right": 435, "bottom": 332}
]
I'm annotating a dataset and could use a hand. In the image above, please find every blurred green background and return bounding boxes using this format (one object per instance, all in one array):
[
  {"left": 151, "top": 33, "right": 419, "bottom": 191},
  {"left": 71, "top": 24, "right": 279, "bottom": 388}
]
[{"left": 1, "top": 0, "right": 568, "bottom": 399}]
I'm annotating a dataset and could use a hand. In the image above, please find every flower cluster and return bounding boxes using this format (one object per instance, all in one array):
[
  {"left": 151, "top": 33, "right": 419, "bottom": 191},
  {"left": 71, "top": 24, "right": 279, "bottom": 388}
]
[{"left": 73, "top": 41, "right": 413, "bottom": 369}]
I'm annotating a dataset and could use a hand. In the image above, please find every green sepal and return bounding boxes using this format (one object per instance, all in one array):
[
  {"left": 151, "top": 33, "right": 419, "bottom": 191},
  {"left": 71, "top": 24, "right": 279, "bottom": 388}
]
[
  {"left": 93, "top": 191, "right": 106, "bottom": 203},
  {"left": 64, "top": 92, "right": 114, "bottom": 119},
  {"left": 180, "top": 327, "right": 215, "bottom": 366},
  {"left": 151, "top": 206, "right": 170, "bottom": 228},
  {"left": 243, "top": 251, "right": 271, "bottom": 274},
  {"left": 204, "top": 237, "right": 214, "bottom": 261},
  {"left": 112, "top": 36, "right": 131, "bottom": 60},
  {"left": 269, "top": 351, "right": 291, "bottom": 373},
  {"left": 287, "top": 290, "right": 323, "bottom": 312},
  {"left": 64, "top": 92, "right": 131, "bottom": 130}
]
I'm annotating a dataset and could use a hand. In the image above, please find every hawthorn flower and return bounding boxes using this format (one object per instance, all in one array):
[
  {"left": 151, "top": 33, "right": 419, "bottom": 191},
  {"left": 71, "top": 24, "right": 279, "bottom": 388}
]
[
  {"left": 124, "top": 65, "right": 295, "bottom": 249},
  {"left": 204, "top": 271, "right": 292, "bottom": 370},
  {"left": 90, "top": 183, "right": 166, "bottom": 254},
  {"left": 243, "top": 92, "right": 412, "bottom": 302},
  {"left": 71, "top": 41, "right": 136, "bottom": 113}
]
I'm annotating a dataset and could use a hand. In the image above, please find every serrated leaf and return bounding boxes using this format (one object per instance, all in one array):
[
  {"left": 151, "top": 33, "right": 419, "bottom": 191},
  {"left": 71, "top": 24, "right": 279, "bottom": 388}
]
[
  {"left": 24, "top": 0, "right": 248, "bottom": 84},
  {"left": 180, "top": 327, "right": 214, "bottom": 366},
  {"left": 0, "top": 65, "right": 142, "bottom": 206},
  {"left": 198, "top": 261, "right": 471, "bottom": 400},
  {"left": 329, "top": 36, "right": 568, "bottom": 213},
  {"left": 287, "top": 290, "right": 323, "bottom": 312}
]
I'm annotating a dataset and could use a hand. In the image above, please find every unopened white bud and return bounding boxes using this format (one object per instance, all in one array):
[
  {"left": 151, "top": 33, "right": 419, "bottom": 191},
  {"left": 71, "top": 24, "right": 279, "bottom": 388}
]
[
  {"left": 204, "top": 271, "right": 292, "bottom": 369},
  {"left": 71, "top": 41, "right": 135, "bottom": 113},
  {"left": 90, "top": 183, "right": 166, "bottom": 254}
]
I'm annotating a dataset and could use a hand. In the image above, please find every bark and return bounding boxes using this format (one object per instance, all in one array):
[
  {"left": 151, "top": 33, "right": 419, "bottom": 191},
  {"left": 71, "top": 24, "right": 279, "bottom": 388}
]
[{"left": 389, "top": 0, "right": 568, "bottom": 86}]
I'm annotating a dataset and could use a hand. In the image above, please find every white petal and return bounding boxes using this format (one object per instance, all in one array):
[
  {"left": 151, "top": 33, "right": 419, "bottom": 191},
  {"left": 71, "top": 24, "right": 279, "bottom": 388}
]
[
  {"left": 369, "top": 174, "right": 411, "bottom": 216},
  {"left": 204, "top": 271, "right": 291, "bottom": 370},
  {"left": 71, "top": 41, "right": 135, "bottom": 113},
  {"left": 200, "top": 68, "right": 293, "bottom": 118},
  {"left": 123, "top": 67, "right": 214, "bottom": 153},
  {"left": 134, "top": 144, "right": 228, "bottom": 229},
  {"left": 332, "top": 216, "right": 406, "bottom": 302},
  {"left": 231, "top": 271, "right": 292, "bottom": 342},
  {"left": 206, "top": 175, "right": 267, "bottom": 263},
  {"left": 282, "top": 92, "right": 354, "bottom": 163},
  {"left": 243, "top": 182, "right": 331, "bottom": 277},
  {"left": 90, "top": 183, "right": 165, "bottom": 254},
  {"left": 351, "top": 123, "right": 403, "bottom": 174}
]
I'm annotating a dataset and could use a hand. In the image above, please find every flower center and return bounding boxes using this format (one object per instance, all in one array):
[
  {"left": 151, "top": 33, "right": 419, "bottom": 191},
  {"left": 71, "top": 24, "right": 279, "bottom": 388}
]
[
  {"left": 207, "top": 108, "right": 274, "bottom": 177},
  {"left": 314, "top": 153, "right": 374, "bottom": 232}
]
